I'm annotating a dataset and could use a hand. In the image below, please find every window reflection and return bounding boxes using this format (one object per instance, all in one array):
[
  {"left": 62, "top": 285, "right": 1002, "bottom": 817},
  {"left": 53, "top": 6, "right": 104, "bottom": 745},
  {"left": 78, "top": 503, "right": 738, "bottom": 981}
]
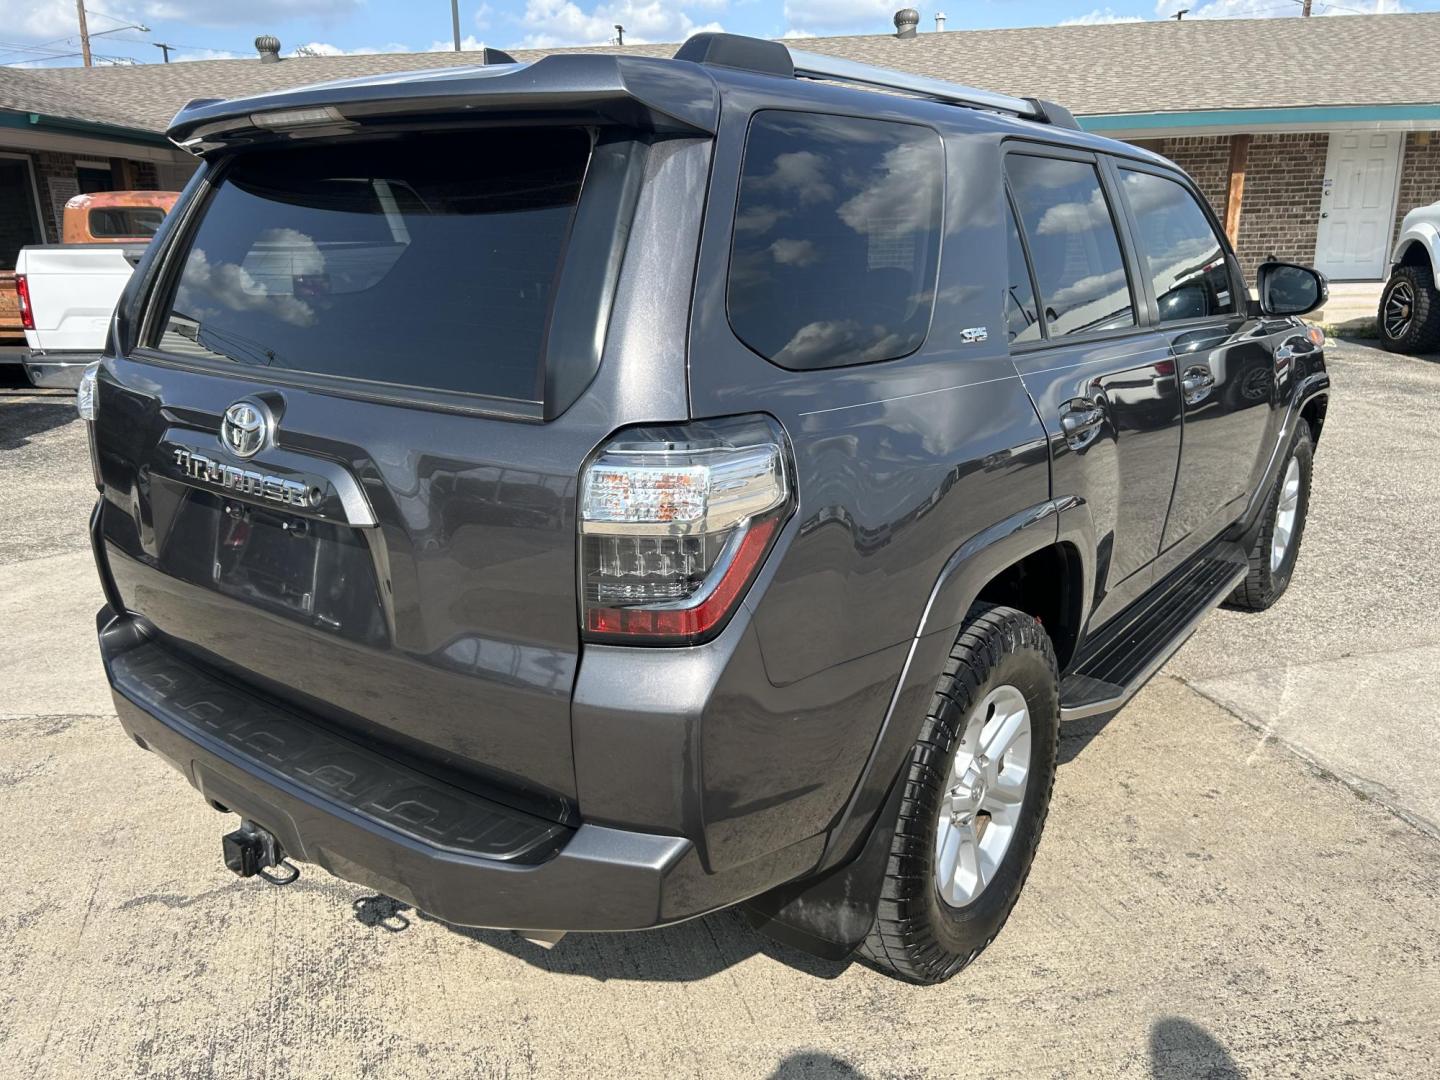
[
  {"left": 1006, "top": 155, "right": 1135, "bottom": 338},
  {"left": 1122, "top": 170, "right": 1235, "bottom": 323},
  {"left": 728, "top": 111, "right": 944, "bottom": 370}
]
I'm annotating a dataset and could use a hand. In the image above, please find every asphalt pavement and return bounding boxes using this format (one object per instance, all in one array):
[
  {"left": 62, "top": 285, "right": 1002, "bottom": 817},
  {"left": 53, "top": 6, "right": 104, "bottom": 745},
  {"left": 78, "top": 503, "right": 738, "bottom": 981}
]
[{"left": 1, "top": 345, "right": 1437, "bottom": 1079}]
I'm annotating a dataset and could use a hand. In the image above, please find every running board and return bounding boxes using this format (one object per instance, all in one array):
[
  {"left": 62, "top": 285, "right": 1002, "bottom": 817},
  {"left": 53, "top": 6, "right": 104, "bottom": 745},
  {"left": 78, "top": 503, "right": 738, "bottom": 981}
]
[{"left": 1059, "top": 542, "right": 1249, "bottom": 721}]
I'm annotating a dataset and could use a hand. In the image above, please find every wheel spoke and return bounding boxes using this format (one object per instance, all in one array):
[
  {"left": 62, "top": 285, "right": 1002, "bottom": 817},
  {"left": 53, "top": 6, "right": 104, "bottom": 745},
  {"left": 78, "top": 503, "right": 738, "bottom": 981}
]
[
  {"left": 981, "top": 706, "right": 1027, "bottom": 761},
  {"left": 987, "top": 767, "right": 1028, "bottom": 806}
]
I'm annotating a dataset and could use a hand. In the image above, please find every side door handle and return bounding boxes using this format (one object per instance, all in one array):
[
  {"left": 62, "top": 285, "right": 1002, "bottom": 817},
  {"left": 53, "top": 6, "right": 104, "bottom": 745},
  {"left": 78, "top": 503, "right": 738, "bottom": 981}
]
[
  {"left": 1181, "top": 365, "right": 1215, "bottom": 405},
  {"left": 1059, "top": 399, "right": 1106, "bottom": 450}
]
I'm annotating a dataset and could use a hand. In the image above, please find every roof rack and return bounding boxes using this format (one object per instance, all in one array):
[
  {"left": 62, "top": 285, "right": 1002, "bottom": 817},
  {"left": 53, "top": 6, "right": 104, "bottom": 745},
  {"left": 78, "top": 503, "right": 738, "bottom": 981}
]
[
  {"left": 789, "top": 49, "right": 1033, "bottom": 118},
  {"left": 672, "top": 34, "right": 1081, "bottom": 130}
]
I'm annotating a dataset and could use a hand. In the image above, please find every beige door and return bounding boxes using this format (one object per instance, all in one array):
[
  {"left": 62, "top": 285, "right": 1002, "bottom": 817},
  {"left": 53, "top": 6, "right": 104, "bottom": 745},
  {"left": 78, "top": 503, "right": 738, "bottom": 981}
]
[{"left": 1315, "top": 131, "right": 1403, "bottom": 281}]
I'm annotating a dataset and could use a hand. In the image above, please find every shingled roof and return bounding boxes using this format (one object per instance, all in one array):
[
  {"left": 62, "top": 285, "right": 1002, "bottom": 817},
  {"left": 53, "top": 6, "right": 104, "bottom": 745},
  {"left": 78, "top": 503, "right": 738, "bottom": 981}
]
[{"left": 7, "top": 13, "right": 1440, "bottom": 137}]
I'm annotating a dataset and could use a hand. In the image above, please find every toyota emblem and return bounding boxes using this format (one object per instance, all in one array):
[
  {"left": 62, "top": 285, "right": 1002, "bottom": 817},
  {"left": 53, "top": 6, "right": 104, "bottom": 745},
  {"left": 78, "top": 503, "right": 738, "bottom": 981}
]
[{"left": 220, "top": 399, "right": 274, "bottom": 459}]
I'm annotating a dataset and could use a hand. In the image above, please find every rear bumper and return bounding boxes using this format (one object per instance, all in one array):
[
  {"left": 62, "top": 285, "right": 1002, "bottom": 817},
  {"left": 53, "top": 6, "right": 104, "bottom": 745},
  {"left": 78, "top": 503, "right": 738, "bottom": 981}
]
[
  {"left": 98, "top": 609, "right": 781, "bottom": 931},
  {"left": 23, "top": 350, "right": 99, "bottom": 389}
]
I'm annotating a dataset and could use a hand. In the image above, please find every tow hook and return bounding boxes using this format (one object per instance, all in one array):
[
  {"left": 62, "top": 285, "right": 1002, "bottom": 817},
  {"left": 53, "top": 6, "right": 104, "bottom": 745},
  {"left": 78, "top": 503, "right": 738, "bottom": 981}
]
[{"left": 222, "top": 820, "right": 300, "bottom": 885}]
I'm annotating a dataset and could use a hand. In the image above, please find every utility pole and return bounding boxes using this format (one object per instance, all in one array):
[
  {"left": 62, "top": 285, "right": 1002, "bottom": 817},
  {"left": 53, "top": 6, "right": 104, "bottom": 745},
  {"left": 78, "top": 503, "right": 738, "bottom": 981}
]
[
  {"left": 614, "top": 23, "right": 624, "bottom": 45},
  {"left": 1301, "top": 0, "right": 1312, "bottom": 14},
  {"left": 154, "top": 42, "right": 174, "bottom": 62},
  {"left": 451, "top": 0, "right": 462, "bottom": 50},
  {"left": 75, "top": 0, "right": 92, "bottom": 66},
  {"left": 1172, "top": 8, "right": 1189, "bottom": 18}
]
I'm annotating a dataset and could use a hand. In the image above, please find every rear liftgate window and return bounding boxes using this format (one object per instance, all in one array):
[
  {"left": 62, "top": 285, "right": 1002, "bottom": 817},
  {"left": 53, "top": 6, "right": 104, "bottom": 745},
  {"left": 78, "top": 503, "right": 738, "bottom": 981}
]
[
  {"left": 154, "top": 128, "right": 591, "bottom": 402},
  {"left": 727, "top": 111, "right": 944, "bottom": 371}
]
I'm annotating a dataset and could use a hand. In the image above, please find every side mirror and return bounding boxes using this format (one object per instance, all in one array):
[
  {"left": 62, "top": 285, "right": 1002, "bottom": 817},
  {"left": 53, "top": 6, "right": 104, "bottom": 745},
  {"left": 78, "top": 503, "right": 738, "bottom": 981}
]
[{"left": 1257, "top": 262, "right": 1328, "bottom": 317}]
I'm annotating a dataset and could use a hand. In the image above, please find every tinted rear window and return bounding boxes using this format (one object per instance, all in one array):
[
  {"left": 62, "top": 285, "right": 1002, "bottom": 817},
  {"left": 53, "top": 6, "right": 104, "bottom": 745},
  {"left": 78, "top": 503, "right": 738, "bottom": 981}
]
[
  {"left": 154, "top": 129, "right": 590, "bottom": 402},
  {"left": 91, "top": 207, "right": 166, "bottom": 239},
  {"left": 727, "top": 111, "right": 943, "bottom": 371}
]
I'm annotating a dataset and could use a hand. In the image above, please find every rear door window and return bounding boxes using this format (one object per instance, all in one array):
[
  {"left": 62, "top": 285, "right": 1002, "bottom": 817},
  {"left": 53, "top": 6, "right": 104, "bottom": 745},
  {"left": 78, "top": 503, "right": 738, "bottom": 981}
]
[
  {"left": 153, "top": 128, "right": 591, "bottom": 402},
  {"left": 727, "top": 111, "right": 944, "bottom": 370},
  {"left": 1006, "top": 154, "right": 1135, "bottom": 338},
  {"left": 1119, "top": 169, "right": 1236, "bottom": 323}
]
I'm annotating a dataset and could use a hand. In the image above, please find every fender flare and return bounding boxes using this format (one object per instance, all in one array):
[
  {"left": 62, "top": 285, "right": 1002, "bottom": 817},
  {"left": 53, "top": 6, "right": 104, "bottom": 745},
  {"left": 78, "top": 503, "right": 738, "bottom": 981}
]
[
  {"left": 1391, "top": 220, "right": 1440, "bottom": 276},
  {"left": 743, "top": 496, "right": 1094, "bottom": 956},
  {"left": 823, "top": 496, "right": 1092, "bottom": 873}
]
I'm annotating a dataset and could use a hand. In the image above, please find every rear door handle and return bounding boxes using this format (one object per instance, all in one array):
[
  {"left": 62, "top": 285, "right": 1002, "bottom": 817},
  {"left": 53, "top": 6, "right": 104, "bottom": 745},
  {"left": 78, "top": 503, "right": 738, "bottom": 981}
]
[
  {"left": 1059, "top": 400, "right": 1106, "bottom": 450},
  {"left": 1181, "top": 365, "right": 1215, "bottom": 404}
]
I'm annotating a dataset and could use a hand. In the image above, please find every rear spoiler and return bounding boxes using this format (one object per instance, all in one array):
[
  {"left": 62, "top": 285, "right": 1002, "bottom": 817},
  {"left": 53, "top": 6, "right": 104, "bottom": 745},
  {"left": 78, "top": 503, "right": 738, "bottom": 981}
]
[{"left": 167, "top": 53, "right": 721, "bottom": 155}]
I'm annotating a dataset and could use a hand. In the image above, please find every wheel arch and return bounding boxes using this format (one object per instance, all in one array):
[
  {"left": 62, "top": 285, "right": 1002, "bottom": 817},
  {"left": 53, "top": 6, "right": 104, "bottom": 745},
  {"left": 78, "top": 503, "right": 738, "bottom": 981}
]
[{"left": 1392, "top": 222, "right": 1440, "bottom": 274}]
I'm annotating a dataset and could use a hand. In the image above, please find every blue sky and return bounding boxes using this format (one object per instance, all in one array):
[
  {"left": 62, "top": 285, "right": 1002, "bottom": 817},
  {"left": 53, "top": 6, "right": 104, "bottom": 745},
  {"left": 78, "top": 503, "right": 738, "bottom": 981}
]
[{"left": 0, "top": 0, "right": 1419, "bottom": 66}]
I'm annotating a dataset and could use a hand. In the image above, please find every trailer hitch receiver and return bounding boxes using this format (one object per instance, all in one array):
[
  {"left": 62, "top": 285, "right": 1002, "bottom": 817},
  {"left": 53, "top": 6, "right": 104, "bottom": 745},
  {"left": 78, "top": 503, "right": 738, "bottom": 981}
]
[{"left": 222, "top": 819, "right": 300, "bottom": 885}]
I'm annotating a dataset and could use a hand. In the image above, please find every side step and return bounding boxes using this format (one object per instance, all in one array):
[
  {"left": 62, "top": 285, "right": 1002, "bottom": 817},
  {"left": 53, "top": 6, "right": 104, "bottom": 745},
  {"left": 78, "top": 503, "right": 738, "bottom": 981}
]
[{"left": 1059, "top": 542, "right": 1249, "bottom": 721}]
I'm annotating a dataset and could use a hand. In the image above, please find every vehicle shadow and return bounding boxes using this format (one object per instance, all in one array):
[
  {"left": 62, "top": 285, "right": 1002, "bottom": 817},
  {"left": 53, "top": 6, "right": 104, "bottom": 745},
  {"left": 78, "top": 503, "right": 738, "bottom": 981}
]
[
  {"left": 1148, "top": 1016, "right": 1244, "bottom": 1079},
  {"left": 0, "top": 398, "right": 79, "bottom": 451},
  {"left": 351, "top": 894, "right": 855, "bottom": 982},
  {"left": 1058, "top": 708, "right": 1122, "bottom": 765},
  {"left": 768, "top": 1053, "right": 869, "bottom": 1078}
]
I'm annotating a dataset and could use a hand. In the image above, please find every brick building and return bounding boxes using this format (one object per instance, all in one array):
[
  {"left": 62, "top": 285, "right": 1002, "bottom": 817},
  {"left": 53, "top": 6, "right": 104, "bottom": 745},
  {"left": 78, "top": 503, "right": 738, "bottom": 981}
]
[{"left": 4, "top": 12, "right": 1440, "bottom": 341}]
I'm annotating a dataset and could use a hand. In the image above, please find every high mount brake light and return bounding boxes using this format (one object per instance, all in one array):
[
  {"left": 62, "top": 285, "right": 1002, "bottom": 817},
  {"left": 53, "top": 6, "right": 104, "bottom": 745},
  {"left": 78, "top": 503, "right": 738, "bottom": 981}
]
[{"left": 580, "top": 415, "right": 793, "bottom": 645}]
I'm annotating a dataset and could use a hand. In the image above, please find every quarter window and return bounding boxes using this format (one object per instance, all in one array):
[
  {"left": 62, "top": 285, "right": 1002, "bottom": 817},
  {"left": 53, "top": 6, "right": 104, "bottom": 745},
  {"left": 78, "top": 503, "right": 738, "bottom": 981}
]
[
  {"left": 728, "top": 111, "right": 944, "bottom": 370},
  {"left": 1121, "top": 170, "right": 1236, "bottom": 323},
  {"left": 1006, "top": 154, "right": 1135, "bottom": 338}
]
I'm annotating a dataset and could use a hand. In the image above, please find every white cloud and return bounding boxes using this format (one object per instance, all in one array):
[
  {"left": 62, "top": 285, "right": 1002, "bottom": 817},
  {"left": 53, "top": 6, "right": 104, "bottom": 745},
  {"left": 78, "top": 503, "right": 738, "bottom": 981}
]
[
  {"left": 138, "top": 0, "right": 362, "bottom": 28},
  {"left": 289, "top": 41, "right": 411, "bottom": 57},
  {"left": 426, "top": 34, "right": 491, "bottom": 51},
  {"left": 1154, "top": 0, "right": 1405, "bottom": 17},
  {"left": 507, "top": 0, "right": 723, "bottom": 48},
  {"left": 780, "top": 27, "right": 816, "bottom": 38},
  {"left": 782, "top": 0, "right": 892, "bottom": 33},
  {"left": 1062, "top": 8, "right": 1145, "bottom": 24},
  {"left": 172, "top": 48, "right": 246, "bottom": 61}
]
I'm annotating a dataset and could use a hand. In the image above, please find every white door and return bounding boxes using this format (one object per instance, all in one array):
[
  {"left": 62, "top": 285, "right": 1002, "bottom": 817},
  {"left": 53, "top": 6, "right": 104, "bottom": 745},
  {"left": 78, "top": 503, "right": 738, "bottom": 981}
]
[{"left": 1315, "top": 131, "right": 1403, "bottom": 281}]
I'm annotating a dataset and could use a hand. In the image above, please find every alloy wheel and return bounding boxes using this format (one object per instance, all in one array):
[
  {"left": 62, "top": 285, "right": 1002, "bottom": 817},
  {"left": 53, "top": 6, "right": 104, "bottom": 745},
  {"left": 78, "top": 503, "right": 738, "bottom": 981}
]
[
  {"left": 934, "top": 684, "right": 1032, "bottom": 908},
  {"left": 1384, "top": 280, "right": 1415, "bottom": 342},
  {"left": 1270, "top": 456, "right": 1302, "bottom": 573}
]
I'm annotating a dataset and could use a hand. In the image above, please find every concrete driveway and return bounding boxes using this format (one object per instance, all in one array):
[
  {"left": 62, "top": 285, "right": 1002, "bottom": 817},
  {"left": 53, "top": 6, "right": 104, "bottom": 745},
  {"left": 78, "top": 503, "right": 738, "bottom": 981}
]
[{"left": 1, "top": 346, "right": 1437, "bottom": 1079}]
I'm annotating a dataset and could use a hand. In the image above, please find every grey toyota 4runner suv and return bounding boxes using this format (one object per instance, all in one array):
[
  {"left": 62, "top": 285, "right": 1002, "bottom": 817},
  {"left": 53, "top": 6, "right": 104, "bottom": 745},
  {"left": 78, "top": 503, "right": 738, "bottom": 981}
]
[{"left": 83, "top": 34, "right": 1331, "bottom": 983}]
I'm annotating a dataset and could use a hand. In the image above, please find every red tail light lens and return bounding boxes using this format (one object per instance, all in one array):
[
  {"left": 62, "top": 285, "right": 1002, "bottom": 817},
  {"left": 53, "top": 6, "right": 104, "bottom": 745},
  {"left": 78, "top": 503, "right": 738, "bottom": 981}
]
[
  {"left": 580, "top": 415, "right": 793, "bottom": 645},
  {"left": 15, "top": 274, "right": 34, "bottom": 331}
]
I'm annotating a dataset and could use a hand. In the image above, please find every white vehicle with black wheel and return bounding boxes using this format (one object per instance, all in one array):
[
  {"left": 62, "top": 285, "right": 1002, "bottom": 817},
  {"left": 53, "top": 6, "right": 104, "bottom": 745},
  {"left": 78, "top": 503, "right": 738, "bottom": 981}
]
[{"left": 1379, "top": 201, "right": 1440, "bottom": 353}]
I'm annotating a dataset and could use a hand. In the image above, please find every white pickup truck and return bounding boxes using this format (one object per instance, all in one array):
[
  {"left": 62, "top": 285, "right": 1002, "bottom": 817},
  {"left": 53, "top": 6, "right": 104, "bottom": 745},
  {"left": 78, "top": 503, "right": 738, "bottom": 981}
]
[{"left": 13, "top": 191, "right": 177, "bottom": 388}]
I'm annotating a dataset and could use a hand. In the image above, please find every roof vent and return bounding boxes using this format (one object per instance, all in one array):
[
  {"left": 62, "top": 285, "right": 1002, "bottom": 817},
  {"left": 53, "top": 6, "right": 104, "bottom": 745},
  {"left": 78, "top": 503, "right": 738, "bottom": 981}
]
[
  {"left": 894, "top": 9, "right": 920, "bottom": 37},
  {"left": 255, "top": 35, "right": 281, "bottom": 63}
]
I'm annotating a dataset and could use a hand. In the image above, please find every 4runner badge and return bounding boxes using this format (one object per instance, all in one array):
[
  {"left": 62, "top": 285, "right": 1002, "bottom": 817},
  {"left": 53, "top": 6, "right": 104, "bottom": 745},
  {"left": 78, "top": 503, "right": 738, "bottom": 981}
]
[{"left": 172, "top": 447, "right": 320, "bottom": 510}]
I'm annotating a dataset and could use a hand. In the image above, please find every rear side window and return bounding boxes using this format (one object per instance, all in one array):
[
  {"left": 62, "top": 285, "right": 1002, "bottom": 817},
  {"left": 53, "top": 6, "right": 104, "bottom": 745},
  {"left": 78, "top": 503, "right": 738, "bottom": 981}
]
[
  {"left": 153, "top": 128, "right": 590, "bottom": 402},
  {"left": 1006, "top": 154, "right": 1135, "bottom": 338},
  {"left": 727, "top": 111, "right": 943, "bottom": 371},
  {"left": 1120, "top": 169, "right": 1236, "bottom": 322},
  {"left": 90, "top": 207, "right": 166, "bottom": 239}
]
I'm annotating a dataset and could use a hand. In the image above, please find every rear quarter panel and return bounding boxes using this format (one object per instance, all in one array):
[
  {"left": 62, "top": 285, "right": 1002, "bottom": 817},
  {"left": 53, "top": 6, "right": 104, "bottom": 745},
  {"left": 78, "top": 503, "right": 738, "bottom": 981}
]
[{"left": 683, "top": 81, "right": 1051, "bottom": 871}]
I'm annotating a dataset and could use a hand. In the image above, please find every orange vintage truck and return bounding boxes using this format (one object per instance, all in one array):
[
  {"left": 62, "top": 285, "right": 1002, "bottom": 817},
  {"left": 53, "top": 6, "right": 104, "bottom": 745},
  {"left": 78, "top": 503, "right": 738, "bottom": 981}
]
[{"left": 6, "top": 190, "right": 178, "bottom": 386}]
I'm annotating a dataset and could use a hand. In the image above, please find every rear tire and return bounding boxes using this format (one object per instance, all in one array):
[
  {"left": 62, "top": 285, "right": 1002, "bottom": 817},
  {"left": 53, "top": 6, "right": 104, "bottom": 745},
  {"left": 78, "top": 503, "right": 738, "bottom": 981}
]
[
  {"left": 859, "top": 604, "right": 1058, "bottom": 985},
  {"left": 1378, "top": 264, "right": 1440, "bottom": 354},
  {"left": 1226, "top": 422, "right": 1313, "bottom": 612}
]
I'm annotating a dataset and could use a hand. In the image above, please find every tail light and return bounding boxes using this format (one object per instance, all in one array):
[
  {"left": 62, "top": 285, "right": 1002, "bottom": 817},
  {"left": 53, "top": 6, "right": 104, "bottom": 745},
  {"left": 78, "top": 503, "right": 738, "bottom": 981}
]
[
  {"left": 580, "top": 414, "right": 793, "bottom": 645},
  {"left": 15, "top": 274, "right": 34, "bottom": 331}
]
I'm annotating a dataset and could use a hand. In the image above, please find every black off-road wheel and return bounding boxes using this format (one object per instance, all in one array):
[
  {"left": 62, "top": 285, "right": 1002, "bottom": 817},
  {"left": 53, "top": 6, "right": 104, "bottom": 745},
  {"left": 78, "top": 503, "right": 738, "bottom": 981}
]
[
  {"left": 1378, "top": 264, "right": 1440, "bottom": 354},
  {"left": 1226, "top": 422, "right": 1313, "bottom": 612},
  {"left": 859, "top": 604, "right": 1059, "bottom": 985}
]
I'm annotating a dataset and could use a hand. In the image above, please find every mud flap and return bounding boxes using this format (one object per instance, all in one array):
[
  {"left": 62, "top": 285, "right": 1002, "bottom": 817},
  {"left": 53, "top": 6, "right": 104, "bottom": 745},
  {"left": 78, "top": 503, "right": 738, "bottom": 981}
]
[{"left": 740, "top": 765, "right": 906, "bottom": 961}]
